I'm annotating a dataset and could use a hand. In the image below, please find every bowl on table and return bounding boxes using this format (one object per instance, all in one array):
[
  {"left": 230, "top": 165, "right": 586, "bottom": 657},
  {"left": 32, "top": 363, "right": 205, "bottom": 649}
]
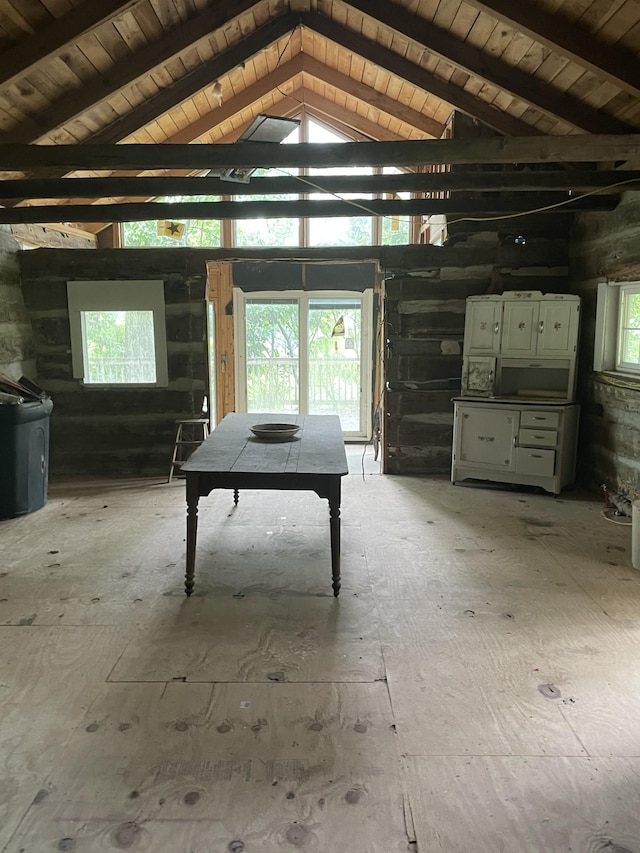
[{"left": 249, "top": 423, "right": 301, "bottom": 441}]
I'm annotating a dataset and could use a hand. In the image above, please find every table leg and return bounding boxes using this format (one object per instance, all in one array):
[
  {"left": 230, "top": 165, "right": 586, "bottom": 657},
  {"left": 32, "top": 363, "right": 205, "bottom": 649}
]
[
  {"left": 185, "top": 475, "right": 199, "bottom": 597},
  {"left": 328, "top": 478, "right": 341, "bottom": 597}
]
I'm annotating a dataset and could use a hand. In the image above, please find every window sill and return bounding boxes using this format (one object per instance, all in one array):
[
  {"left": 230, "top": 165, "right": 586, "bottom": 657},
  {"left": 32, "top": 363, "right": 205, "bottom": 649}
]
[{"left": 594, "top": 371, "right": 640, "bottom": 391}]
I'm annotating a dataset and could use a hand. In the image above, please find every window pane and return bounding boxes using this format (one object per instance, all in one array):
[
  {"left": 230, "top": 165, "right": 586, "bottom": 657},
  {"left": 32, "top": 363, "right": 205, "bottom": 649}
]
[
  {"left": 245, "top": 300, "right": 299, "bottom": 413},
  {"left": 621, "top": 290, "right": 640, "bottom": 366},
  {"left": 235, "top": 167, "right": 300, "bottom": 247},
  {"left": 308, "top": 167, "right": 373, "bottom": 247},
  {"left": 308, "top": 298, "right": 362, "bottom": 431},
  {"left": 381, "top": 166, "right": 411, "bottom": 245},
  {"left": 122, "top": 195, "right": 221, "bottom": 247},
  {"left": 82, "top": 310, "right": 156, "bottom": 383}
]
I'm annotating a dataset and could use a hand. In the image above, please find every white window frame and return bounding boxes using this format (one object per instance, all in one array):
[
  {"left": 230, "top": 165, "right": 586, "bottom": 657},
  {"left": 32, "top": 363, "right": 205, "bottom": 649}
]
[
  {"left": 67, "top": 279, "right": 168, "bottom": 387},
  {"left": 233, "top": 288, "right": 373, "bottom": 440},
  {"left": 616, "top": 282, "right": 640, "bottom": 373}
]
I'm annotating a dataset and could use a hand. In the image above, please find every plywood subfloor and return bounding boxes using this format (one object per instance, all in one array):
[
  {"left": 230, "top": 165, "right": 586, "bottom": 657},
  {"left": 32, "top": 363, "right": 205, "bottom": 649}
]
[{"left": 0, "top": 446, "right": 638, "bottom": 852}]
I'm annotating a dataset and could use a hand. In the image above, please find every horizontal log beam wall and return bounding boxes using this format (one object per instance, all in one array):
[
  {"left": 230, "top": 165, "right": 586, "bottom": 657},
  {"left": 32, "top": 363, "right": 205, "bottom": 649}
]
[
  {"left": 19, "top": 250, "right": 209, "bottom": 477},
  {"left": 571, "top": 191, "right": 640, "bottom": 497},
  {"left": 384, "top": 238, "right": 570, "bottom": 475}
]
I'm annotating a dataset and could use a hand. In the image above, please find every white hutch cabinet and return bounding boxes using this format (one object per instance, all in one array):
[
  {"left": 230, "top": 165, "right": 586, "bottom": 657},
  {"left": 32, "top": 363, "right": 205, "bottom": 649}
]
[{"left": 452, "top": 291, "right": 580, "bottom": 495}]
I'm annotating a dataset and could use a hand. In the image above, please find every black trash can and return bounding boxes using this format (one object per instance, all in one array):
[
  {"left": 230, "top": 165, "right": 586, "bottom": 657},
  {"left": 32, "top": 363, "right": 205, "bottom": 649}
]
[{"left": 0, "top": 397, "right": 53, "bottom": 519}]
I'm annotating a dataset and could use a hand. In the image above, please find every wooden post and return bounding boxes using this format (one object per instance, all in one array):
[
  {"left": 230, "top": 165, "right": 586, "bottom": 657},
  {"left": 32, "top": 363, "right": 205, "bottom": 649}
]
[{"left": 206, "top": 262, "right": 235, "bottom": 424}]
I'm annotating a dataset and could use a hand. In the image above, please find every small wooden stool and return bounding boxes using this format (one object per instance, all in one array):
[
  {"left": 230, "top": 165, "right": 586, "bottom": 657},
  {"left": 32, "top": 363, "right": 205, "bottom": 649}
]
[{"left": 168, "top": 418, "right": 209, "bottom": 483}]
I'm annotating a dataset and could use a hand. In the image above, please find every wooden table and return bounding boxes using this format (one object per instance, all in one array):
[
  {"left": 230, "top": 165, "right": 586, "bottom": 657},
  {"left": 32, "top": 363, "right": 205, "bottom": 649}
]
[{"left": 181, "top": 413, "right": 348, "bottom": 597}]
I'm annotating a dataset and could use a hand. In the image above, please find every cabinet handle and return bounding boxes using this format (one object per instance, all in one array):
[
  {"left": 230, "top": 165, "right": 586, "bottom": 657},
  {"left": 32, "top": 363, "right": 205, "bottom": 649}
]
[
  {"left": 532, "top": 434, "right": 546, "bottom": 439},
  {"left": 539, "top": 320, "right": 544, "bottom": 333},
  {"left": 494, "top": 322, "right": 500, "bottom": 334},
  {"left": 529, "top": 453, "right": 543, "bottom": 458},
  {"left": 532, "top": 416, "right": 547, "bottom": 421}
]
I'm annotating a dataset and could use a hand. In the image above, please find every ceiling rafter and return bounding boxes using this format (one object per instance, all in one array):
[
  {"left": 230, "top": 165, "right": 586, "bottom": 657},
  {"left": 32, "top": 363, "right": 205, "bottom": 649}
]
[
  {"left": 343, "top": 0, "right": 635, "bottom": 134},
  {"left": 0, "top": 0, "right": 265, "bottom": 144},
  {"left": 463, "top": 0, "right": 640, "bottom": 100},
  {"left": 0, "top": 0, "right": 142, "bottom": 89},
  {"left": 300, "top": 12, "right": 537, "bottom": 137}
]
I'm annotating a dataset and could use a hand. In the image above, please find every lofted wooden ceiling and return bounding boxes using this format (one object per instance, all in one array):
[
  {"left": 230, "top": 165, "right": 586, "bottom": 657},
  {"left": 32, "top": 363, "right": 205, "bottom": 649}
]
[{"left": 1, "top": 0, "right": 640, "bottom": 232}]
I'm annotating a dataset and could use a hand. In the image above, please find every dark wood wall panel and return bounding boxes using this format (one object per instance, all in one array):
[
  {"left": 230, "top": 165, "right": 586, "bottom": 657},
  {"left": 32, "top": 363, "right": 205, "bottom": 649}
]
[
  {"left": 19, "top": 249, "right": 208, "bottom": 477},
  {"left": 383, "top": 237, "right": 570, "bottom": 475},
  {"left": 571, "top": 192, "right": 640, "bottom": 498}
]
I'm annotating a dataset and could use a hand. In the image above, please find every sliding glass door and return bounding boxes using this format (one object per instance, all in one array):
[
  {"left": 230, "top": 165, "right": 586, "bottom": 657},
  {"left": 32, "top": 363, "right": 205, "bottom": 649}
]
[{"left": 235, "top": 290, "right": 372, "bottom": 439}]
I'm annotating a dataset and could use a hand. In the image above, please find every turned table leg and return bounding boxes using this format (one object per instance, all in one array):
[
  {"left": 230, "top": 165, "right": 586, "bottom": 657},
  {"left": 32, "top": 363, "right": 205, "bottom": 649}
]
[
  {"left": 185, "top": 475, "right": 199, "bottom": 596},
  {"left": 328, "top": 478, "right": 341, "bottom": 597}
]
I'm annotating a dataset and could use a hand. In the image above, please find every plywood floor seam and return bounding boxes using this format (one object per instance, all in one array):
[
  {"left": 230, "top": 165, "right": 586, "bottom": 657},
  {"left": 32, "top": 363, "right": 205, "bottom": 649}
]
[{"left": 1, "top": 448, "right": 638, "bottom": 851}]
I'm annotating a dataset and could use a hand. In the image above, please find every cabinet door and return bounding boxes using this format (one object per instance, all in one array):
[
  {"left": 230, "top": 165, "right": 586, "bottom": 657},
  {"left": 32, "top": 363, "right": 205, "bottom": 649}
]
[
  {"left": 501, "top": 301, "right": 539, "bottom": 356},
  {"left": 461, "top": 356, "right": 496, "bottom": 396},
  {"left": 464, "top": 300, "right": 502, "bottom": 354},
  {"left": 456, "top": 406, "right": 518, "bottom": 469},
  {"left": 537, "top": 300, "right": 579, "bottom": 356}
]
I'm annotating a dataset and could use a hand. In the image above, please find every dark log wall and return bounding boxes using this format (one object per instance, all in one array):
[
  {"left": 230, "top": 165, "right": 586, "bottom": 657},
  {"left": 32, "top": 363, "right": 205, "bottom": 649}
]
[
  {"left": 383, "top": 239, "right": 570, "bottom": 474},
  {"left": 14, "top": 241, "right": 572, "bottom": 479},
  {"left": 19, "top": 249, "right": 209, "bottom": 477},
  {"left": 571, "top": 191, "right": 640, "bottom": 497},
  {"left": 0, "top": 225, "right": 35, "bottom": 380}
]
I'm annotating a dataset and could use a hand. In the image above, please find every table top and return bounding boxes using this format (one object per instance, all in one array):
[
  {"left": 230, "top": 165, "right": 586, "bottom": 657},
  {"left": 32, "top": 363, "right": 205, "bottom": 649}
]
[{"left": 181, "top": 413, "right": 348, "bottom": 476}]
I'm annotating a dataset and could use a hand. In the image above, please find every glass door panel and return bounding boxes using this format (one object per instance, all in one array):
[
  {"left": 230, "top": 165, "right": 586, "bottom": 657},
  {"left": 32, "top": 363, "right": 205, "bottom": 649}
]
[
  {"left": 244, "top": 299, "right": 299, "bottom": 414},
  {"left": 236, "top": 289, "right": 372, "bottom": 439},
  {"left": 308, "top": 298, "right": 362, "bottom": 431}
]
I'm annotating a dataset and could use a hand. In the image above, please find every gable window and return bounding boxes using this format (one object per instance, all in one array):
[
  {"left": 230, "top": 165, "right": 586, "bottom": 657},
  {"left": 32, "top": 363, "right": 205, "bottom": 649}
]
[{"left": 67, "top": 280, "right": 168, "bottom": 386}]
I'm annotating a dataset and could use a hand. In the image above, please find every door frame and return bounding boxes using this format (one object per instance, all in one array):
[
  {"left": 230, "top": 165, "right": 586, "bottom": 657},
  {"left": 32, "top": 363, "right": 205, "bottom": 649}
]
[{"left": 233, "top": 288, "right": 373, "bottom": 440}]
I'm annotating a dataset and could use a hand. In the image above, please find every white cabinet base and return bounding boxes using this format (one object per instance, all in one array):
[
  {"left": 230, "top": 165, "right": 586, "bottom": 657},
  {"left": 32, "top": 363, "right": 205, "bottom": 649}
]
[{"left": 451, "top": 400, "right": 579, "bottom": 495}]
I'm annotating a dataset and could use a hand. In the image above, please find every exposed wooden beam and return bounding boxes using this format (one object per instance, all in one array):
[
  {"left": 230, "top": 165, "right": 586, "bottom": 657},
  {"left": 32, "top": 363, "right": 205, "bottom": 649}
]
[
  {"left": 301, "top": 55, "right": 444, "bottom": 139},
  {"left": 343, "top": 0, "right": 635, "bottom": 134},
  {"left": 464, "top": 0, "right": 640, "bottom": 101},
  {"left": 0, "top": 195, "right": 617, "bottom": 224},
  {"left": 0, "top": 1, "right": 280, "bottom": 145},
  {"left": 3, "top": 170, "right": 637, "bottom": 200},
  {"left": 2, "top": 135, "right": 639, "bottom": 171},
  {"left": 0, "top": 0, "right": 142, "bottom": 90},
  {"left": 301, "top": 11, "right": 537, "bottom": 137},
  {"left": 10, "top": 223, "right": 97, "bottom": 249}
]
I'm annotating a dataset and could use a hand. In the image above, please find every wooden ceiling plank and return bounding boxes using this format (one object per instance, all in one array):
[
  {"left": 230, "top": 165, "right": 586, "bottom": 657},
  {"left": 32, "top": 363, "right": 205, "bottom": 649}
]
[
  {"left": 163, "top": 53, "right": 304, "bottom": 144},
  {"left": 0, "top": 1, "right": 143, "bottom": 89},
  {"left": 342, "top": 0, "right": 635, "bottom": 133},
  {"left": 301, "top": 11, "right": 538, "bottom": 136},
  {"left": 301, "top": 54, "right": 444, "bottom": 138},
  {"left": 3, "top": 133, "right": 640, "bottom": 173},
  {"left": 0, "top": 0, "right": 266, "bottom": 144},
  {"left": 74, "top": 13, "right": 300, "bottom": 146},
  {"left": 463, "top": 0, "right": 640, "bottom": 100},
  {"left": 0, "top": 193, "right": 617, "bottom": 224}
]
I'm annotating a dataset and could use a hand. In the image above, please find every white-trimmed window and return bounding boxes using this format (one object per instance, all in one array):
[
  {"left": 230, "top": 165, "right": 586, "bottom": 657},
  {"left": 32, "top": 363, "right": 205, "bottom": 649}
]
[
  {"left": 616, "top": 283, "right": 640, "bottom": 372},
  {"left": 67, "top": 280, "right": 168, "bottom": 386}
]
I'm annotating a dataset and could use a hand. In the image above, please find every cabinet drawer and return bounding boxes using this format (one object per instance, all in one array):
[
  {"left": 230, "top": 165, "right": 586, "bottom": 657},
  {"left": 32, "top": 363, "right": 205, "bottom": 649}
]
[
  {"left": 515, "top": 447, "right": 556, "bottom": 477},
  {"left": 519, "top": 428, "right": 558, "bottom": 448},
  {"left": 520, "top": 411, "right": 560, "bottom": 429}
]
